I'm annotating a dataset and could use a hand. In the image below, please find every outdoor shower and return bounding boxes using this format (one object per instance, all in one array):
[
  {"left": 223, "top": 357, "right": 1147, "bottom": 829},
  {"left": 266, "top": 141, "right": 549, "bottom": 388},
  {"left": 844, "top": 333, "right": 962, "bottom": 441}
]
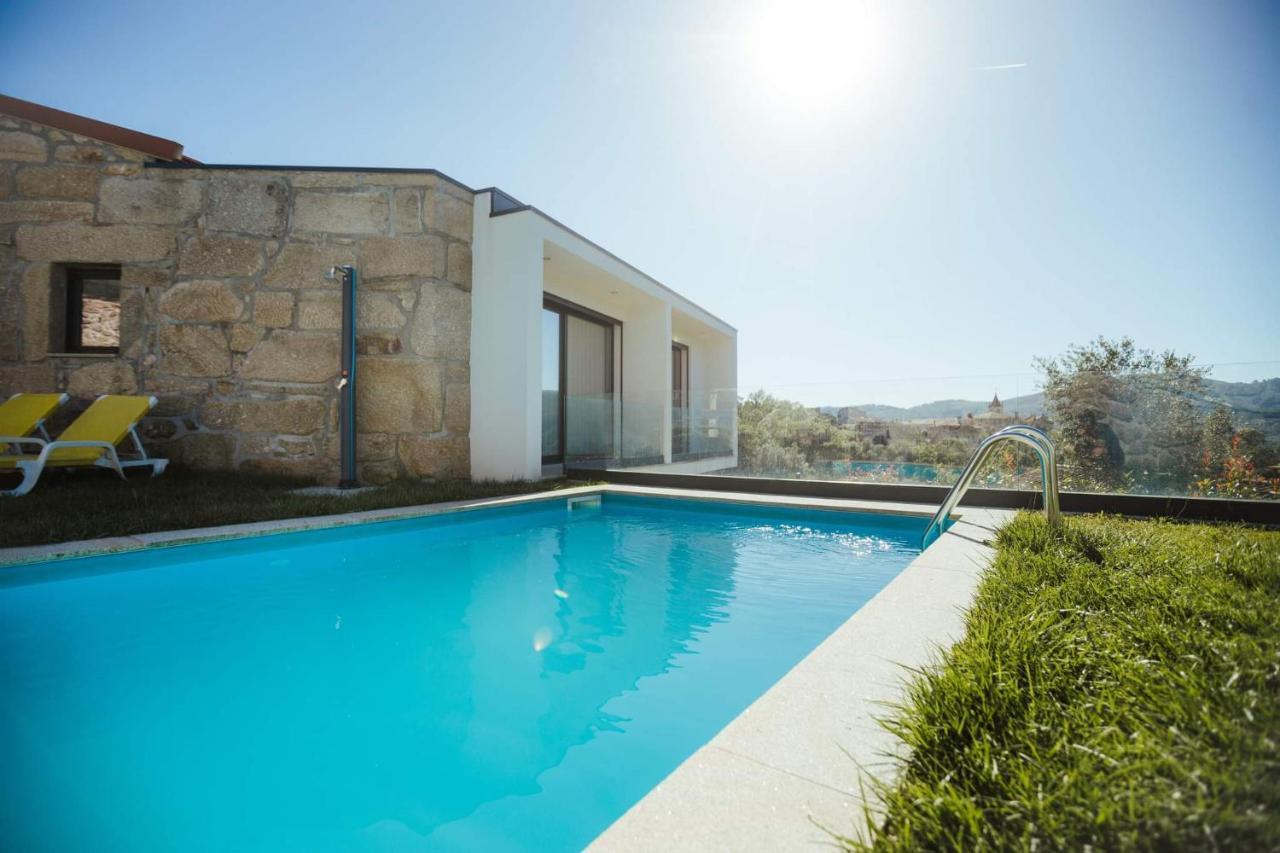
[{"left": 326, "top": 265, "right": 359, "bottom": 488}]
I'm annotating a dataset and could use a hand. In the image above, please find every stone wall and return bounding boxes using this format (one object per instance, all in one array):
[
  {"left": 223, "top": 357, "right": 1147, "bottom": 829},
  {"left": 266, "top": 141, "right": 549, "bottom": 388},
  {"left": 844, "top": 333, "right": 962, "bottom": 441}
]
[{"left": 0, "top": 114, "right": 473, "bottom": 483}]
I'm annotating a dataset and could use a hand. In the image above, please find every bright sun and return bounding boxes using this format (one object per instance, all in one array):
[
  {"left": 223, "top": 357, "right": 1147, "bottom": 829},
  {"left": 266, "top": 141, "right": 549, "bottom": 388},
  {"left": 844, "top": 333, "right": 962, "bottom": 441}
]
[{"left": 740, "top": 0, "right": 892, "bottom": 119}]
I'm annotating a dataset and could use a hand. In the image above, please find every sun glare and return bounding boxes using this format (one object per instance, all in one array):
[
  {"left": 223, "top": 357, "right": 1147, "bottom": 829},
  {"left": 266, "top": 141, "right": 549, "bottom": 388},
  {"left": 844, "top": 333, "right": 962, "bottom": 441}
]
[{"left": 741, "top": 0, "right": 892, "bottom": 120}]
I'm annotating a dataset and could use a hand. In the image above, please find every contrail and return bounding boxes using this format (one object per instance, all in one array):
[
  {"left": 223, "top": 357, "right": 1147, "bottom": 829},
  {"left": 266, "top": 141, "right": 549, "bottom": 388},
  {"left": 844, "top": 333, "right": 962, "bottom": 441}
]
[{"left": 979, "top": 63, "right": 1028, "bottom": 70}]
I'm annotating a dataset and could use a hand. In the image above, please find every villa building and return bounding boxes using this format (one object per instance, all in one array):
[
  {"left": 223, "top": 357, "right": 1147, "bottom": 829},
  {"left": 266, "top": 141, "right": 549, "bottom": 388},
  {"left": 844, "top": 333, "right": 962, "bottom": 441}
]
[{"left": 0, "top": 94, "right": 737, "bottom": 483}]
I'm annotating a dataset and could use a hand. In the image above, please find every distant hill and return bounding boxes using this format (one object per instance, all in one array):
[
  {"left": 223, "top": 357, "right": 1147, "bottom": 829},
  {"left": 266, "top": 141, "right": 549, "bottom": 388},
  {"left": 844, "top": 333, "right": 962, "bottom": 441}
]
[
  {"left": 827, "top": 393, "right": 1046, "bottom": 422},
  {"left": 819, "top": 378, "right": 1280, "bottom": 438},
  {"left": 1203, "top": 378, "right": 1280, "bottom": 415},
  {"left": 1202, "top": 378, "right": 1280, "bottom": 438}
]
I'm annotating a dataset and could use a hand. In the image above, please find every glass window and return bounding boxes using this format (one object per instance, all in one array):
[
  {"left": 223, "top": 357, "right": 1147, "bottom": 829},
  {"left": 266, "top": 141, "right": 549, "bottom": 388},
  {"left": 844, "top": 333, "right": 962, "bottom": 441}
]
[
  {"left": 564, "top": 314, "right": 614, "bottom": 460},
  {"left": 542, "top": 298, "right": 620, "bottom": 464}
]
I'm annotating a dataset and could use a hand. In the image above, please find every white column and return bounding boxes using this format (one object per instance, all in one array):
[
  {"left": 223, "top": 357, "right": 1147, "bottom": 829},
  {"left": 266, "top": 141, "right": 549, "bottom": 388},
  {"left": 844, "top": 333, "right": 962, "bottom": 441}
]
[
  {"left": 620, "top": 302, "right": 672, "bottom": 464},
  {"left": 470, "top": 197, "right": 544, "bottom": 480}
]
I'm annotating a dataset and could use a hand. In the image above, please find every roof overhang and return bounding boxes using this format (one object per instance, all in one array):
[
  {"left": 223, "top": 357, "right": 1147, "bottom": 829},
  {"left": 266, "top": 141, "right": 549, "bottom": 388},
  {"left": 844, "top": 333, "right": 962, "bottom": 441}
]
[{"left": 480, "top": 190, "right": 736, "bottom": 335}]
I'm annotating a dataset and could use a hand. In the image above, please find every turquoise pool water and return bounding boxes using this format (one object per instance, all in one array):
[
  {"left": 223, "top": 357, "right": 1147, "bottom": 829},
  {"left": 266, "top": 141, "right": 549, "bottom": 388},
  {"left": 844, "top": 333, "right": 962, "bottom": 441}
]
[{"left": 0, "top": 495, "right": 924, "bottom": 852}]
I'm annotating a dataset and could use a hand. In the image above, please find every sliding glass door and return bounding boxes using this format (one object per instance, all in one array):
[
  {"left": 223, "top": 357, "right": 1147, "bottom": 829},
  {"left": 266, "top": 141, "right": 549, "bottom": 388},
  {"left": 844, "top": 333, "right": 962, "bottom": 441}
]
[
  {"left": 541, "top": 297, "right": 618, "bottom": 465},
  {"left": 564, "top": 314, "right": 615, "bottom": 460},
  {"left": 541, "top": 309, "right": 562, "bottom": 461}
]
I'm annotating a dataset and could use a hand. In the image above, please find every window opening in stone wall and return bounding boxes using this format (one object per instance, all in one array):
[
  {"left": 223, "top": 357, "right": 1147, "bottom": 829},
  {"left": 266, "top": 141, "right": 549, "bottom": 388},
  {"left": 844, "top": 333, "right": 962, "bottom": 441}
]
[{"left": 57, "top": 265, "right": 121, "bottom": 354}]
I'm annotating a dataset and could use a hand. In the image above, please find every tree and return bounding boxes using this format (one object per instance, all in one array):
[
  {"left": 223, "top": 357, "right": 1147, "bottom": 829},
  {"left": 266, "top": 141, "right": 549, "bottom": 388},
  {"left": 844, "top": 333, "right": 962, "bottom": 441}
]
[
  {"left": 1195, "top": 433, "right": 1280, "bottom": 499},
  {"left": 1195, "top": 409, "right": 1280, "bottom": 499},
  {"left": 1237, "top": 428, "right": 1280, "bottom": 477},
  {"left": 1201, "top": 405, "right": 1236, "bottom": 477},
  {"left": 1036, "top": 337, "right": 1207, "bottom": 492},
  {"left": 736, "top": 391, "right": 868, "bottom": 476}
]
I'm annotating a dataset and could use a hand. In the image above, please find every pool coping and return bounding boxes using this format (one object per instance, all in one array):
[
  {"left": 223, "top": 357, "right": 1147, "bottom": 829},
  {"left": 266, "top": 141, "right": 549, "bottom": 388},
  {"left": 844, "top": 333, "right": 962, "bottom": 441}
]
[
  {"left": 0, "top": 485, "right": 597, "bottom": 567},
  {"left": 0, "top": 484, "right": 1011, "bottom": 851},
  {"left": 0, "top": 484, "right": 954, "bottom": 569}
]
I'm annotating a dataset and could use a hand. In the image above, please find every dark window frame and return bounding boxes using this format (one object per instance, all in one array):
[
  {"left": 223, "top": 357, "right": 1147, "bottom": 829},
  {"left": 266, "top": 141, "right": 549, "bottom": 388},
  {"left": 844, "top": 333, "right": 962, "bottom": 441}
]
[
  {"left": 63, "top": 265, "right": 122, "bottom": 354},
  {"left": 672, "top": 341, "right": 690, "bottom": 457}
]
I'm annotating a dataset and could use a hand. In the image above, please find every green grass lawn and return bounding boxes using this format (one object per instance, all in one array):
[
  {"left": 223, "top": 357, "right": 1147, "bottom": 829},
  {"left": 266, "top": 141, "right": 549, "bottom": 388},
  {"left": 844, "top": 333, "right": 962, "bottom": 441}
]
[
  {"left": 852, "top": 513, "right": 1280, "bottom": 851},
  {"left": 0, "top": 467, "right": 584, "bottom": 549}
]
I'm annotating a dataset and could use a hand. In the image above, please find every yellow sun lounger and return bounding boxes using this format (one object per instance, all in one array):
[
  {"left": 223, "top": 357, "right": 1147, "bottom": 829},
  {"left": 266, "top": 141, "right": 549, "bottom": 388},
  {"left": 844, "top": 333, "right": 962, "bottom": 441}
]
[
  {"left": 0, "top": 394, "right": 169, "bottom": 497},
  {"left": 0, "top": 392, "right": 69, "bottom": 444}
]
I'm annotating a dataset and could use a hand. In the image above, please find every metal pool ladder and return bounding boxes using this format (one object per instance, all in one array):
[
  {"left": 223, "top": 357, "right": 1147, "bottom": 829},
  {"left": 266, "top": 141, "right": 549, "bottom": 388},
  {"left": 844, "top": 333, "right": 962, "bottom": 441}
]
[{"left": 921, "top": 425, "right": 1061, "bottom": 549}]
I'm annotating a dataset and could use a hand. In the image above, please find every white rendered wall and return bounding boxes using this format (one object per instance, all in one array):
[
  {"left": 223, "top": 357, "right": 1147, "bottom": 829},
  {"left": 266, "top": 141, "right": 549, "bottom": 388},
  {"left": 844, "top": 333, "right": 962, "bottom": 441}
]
[
  {"left": 703, "top": 334, "right": 738, "bottom": 465},
  {"left": 673, "top": 309, "right": 739, "bottom": 465},
  {"left": 469, "top": 195, "right": 544, "bottom": 480},
  {"left": 621, "top": 304, "right": 672, "bottom": 463}
]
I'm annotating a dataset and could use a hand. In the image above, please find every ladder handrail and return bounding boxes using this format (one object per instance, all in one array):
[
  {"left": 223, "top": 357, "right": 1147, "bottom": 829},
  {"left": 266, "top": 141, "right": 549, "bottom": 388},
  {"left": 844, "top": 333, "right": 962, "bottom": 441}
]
[{"left": 920, "top": 424, "right": 1061, "bottom": 548}]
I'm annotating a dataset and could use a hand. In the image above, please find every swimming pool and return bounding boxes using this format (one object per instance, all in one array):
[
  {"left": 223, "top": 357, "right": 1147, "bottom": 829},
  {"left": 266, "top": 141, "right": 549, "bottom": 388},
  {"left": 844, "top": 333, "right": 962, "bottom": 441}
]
[{"left": 0, "top": 493, "right": 925, "bottom": 852}]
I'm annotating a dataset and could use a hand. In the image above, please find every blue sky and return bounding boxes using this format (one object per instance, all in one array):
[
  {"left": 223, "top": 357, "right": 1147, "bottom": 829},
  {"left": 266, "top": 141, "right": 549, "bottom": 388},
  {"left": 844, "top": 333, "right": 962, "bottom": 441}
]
[{"left": 4, "top": 0, "right": 1277, "bottom": 406}]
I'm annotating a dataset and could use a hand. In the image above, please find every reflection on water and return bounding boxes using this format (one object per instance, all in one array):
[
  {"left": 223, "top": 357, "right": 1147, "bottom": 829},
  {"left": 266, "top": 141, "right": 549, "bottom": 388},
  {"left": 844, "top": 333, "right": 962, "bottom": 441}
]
[{"left": 0, "top": 497, "right": 921, "bottom": 853}]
